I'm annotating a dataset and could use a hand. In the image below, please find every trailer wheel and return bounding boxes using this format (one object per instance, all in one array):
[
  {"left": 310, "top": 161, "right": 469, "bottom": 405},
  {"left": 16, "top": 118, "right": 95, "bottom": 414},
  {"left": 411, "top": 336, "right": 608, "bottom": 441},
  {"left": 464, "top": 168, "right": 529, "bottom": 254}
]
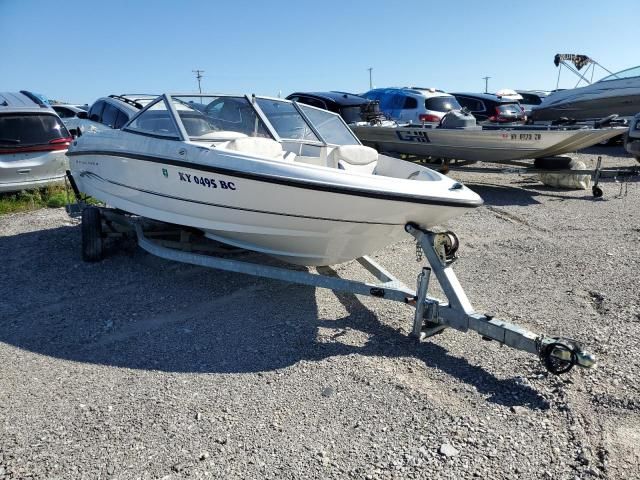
[
  {"left": 82, "top": 207, "right": 103, "bottom": 262},
  {"left": 592, "top": 186, "right": 603, "bottom": 198}
]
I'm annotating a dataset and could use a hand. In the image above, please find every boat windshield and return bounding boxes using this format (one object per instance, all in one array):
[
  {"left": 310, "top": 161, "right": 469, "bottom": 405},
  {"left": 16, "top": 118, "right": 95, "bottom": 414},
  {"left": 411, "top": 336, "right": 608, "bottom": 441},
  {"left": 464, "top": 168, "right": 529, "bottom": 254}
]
[
  {"left": 255, "top": 98, "right": 320, "bottom": 142},
  {"left": 298, "top": 104, "right": 360, "bottom": 145},
  {"left": 599, "top": 65, "right": 640, "bottom": 82},
  {"left": 166, "top": 95, "right": 359, "bottom": 146},
  {"left": 170, "top": 95, "right": 273, "bottom": 140}
]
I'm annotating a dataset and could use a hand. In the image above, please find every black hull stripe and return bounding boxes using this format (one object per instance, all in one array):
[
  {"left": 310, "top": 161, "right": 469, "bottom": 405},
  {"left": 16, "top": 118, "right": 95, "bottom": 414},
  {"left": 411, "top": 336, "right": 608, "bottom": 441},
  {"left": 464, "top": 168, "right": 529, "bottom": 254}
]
[
  {"left": 68, "top": 149, "right": 482, "bottom": 208},
  {"left": 91, "top": 174, "right": 404, "bottom": 225}
]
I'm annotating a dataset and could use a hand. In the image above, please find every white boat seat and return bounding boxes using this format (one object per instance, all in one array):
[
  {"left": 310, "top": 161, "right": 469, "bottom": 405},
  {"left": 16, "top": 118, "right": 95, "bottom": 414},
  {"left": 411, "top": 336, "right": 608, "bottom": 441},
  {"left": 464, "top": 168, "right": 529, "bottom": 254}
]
[
  {"left": 224, "top": 137, "right": 284, "bottom": 159},
  {"left": 329, "top": 145, "right": 378, "bottom": 175}
]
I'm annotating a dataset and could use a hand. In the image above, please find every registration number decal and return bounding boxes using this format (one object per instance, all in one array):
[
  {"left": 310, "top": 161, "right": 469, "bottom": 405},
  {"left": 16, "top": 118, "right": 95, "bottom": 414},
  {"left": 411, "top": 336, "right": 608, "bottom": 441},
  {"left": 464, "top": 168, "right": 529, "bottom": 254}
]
[
  {"left": 504, "top": 133, "right": 542, "bottom": 141},
  {"left": 178, "top": 171, "right": 236, "bottom": 190}
]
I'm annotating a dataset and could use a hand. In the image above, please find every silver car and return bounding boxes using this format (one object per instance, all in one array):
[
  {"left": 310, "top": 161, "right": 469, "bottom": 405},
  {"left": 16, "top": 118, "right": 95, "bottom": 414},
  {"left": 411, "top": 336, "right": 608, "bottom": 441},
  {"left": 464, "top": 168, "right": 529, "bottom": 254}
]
[
  {"left": 0, "top": 91, "right": 71, "bottom": 192},
  {"left": 361, "top": 87, "right": 461, "bottom": 124},
  {"left": 51, "top": 104, "right": 88, "bottom": 133}
]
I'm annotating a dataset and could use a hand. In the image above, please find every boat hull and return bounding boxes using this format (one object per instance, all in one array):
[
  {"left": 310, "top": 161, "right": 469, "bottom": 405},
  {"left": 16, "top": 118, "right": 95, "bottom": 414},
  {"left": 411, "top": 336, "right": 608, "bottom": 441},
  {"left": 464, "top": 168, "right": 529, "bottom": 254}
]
[
  {"left": 69, "top": 151, "right": 477, "bottom": 266},
  {"left": 531, "top": 77, "right": 640, "bottom": 121},
  {"left": 350, "top": 125, "right": 625, "bottom": 163}
]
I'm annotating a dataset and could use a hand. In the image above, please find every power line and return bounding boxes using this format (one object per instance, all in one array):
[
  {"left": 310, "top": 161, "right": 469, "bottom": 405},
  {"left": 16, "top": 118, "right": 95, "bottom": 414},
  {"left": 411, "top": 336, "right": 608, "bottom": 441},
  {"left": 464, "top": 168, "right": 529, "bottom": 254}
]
[{"left": 192, "top": 69, "right": 205, "bottom": 94}]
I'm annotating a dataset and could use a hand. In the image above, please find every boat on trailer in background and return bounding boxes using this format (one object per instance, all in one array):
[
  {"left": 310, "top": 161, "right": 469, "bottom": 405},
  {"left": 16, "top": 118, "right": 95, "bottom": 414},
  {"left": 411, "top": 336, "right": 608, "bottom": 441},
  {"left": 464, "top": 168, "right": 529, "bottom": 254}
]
[
  {"left": 350, "top": 110, "right": 625, "bottom": 164},
  {"left": 286, "top": 91, "right": 626, "bottom": 170},
  {"left": 531, "top": 54, "right": 640, "bottom": 122}
]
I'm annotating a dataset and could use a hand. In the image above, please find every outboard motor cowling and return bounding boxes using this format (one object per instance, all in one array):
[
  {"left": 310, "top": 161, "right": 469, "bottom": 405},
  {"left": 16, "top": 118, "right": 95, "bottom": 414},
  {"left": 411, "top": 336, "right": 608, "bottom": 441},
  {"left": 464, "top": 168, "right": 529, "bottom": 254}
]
[
  {"left": 360, "top": 100, "right": 386, "bottom": 123},
  {"left": 439, "top": 108, "right": 479, "bottom": 129}
]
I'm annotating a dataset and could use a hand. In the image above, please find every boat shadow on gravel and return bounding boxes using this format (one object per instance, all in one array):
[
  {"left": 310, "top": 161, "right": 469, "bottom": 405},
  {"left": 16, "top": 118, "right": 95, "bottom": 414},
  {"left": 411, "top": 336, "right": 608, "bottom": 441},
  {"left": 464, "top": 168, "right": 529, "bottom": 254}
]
[{"left": 0, "top": 223, "right": 549, "bottom": 410}]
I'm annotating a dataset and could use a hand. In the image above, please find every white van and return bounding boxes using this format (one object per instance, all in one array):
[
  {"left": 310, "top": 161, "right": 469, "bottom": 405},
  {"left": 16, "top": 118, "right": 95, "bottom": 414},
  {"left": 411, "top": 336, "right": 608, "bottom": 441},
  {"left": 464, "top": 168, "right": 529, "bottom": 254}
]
[{"left": 0, "top": 91, "right": 71, "bottom": 192}]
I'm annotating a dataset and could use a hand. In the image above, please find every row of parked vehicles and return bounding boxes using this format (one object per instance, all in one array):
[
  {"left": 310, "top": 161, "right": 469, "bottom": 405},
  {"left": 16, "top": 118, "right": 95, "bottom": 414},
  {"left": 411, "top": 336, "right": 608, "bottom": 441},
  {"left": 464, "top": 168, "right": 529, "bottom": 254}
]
[
  {"left": 1, "top": 85, "right": 639, "bottom": 194},
  {"left": 288, "top": 88, "right": 536, "bottom": 126}
]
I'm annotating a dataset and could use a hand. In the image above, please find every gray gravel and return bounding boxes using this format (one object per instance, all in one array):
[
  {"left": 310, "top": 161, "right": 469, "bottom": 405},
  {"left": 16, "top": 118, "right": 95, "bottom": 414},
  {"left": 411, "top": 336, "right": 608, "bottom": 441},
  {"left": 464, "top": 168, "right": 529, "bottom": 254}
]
[{"left": 0, "top": 146, "right": 639, "bottom": 479}]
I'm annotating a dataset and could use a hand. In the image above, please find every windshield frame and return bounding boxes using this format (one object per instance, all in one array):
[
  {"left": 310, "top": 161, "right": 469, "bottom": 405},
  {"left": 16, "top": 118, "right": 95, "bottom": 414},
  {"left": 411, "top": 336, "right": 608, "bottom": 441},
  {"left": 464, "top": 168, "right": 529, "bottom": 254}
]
[
  {"left": 123, "top": 94, "right": 359, "bottom": 147},
  {"left": 252, "top": 95, "right": 325, "bottom": 146},
  {"left": 295, "top": 101, "right": 362, "bottom": 146},
  {"left": 123, "top": 95, "right": 186, "bottom": 141}
]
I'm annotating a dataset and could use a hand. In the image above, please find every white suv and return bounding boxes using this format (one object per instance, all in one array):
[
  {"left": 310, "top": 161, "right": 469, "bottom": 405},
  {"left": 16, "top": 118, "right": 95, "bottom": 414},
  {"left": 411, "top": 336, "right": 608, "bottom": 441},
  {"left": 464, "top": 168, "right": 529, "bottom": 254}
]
[
  {"left": 361, "top": 87, "right": 462, "bottom": 124},
  {"left": 80, "top": 94, "right": 156, "bottom": 133},
  {"left": 0, "top": 91, "right": 72, "bottom": 192},
  {"left": 51, "top": 104, "right": 88, "bottom": 133}
]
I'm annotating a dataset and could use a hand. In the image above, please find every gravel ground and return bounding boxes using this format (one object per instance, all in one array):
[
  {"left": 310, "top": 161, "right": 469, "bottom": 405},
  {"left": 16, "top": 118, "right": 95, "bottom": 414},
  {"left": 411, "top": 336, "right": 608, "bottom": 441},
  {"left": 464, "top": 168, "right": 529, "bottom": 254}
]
[{"left": 0, "top": 147, "right": 639, "bottom": 480}]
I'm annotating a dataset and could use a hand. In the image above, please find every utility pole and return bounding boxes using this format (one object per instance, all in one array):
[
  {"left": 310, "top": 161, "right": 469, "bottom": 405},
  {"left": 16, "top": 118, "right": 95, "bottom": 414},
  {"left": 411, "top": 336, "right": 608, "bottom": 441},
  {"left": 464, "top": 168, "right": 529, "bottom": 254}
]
[
  {"left": 367, "top": 67, "right": 373, "bottom": 89},
  {"left": 482, "top": 76, "right": 491, "bottom": 93},
  {"left": 192, "top": 69, "right": 205, "bottom": 94}
]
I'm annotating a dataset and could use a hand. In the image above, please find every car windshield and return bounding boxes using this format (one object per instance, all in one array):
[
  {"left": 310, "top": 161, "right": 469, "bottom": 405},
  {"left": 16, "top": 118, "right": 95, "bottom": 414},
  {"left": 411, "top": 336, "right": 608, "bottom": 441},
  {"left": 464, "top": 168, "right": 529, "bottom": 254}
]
[
  {"left": 425, "top": 96, "right": 461, "bottom": 112},
  {"left": 599, "top": 65, "right": 640, "bottom": 82},
  {"left": 496, "top": 103, "right": 523, "bottom": 116},
  {"left": 298, "top": 105, "right": 359, "bottom": 145},
  {"left": 170, "top": 95, "right": 273, "bottom": 140},
  {"left": 519, "top": 93, "right": 543, "bottom": 105}
]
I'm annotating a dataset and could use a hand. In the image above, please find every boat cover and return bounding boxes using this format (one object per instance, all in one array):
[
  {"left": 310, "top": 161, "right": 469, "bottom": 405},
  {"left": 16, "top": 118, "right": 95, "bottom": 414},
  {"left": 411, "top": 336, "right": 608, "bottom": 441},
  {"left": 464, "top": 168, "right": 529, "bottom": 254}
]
[{"left": 538, "top": 159, "right": 591, "bottom": 190}]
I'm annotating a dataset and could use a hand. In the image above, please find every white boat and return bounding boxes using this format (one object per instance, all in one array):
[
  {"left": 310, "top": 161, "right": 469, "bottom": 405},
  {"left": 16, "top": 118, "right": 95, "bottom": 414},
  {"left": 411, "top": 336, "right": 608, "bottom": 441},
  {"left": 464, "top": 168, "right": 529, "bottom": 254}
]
[
  {"left": 350, "top": 112, "right": 625, "bottom": 163},
  {"left": 67, "top": 94, "right": 482, "bottom": 266}
]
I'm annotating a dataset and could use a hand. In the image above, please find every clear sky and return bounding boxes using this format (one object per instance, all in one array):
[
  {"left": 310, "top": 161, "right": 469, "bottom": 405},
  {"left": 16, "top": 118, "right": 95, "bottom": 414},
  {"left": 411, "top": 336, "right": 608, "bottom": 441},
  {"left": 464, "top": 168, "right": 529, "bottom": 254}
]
[{"left": 1, "top": 0, "right": 638, "bottom": 104}]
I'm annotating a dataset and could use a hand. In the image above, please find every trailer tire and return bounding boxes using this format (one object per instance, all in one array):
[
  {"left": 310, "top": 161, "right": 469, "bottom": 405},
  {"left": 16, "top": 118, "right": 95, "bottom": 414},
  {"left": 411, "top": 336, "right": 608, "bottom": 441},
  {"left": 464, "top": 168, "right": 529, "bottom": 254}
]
[
  {"left": 592, "top": 186, "right": 603, "bottom": 198},
  {"left": 82, "top": 207, "right": 103, "bottom": 262},
  {"left": 534, "top": 156, "right": 573, "bottom": 170}
]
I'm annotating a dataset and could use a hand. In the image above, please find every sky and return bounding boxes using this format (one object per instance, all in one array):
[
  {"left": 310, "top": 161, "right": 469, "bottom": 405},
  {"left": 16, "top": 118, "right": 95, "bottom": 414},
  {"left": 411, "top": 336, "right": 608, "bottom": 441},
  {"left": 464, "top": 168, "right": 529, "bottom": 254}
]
[{"left": 1, "top": 0, "right": 639, "bottom": 104}]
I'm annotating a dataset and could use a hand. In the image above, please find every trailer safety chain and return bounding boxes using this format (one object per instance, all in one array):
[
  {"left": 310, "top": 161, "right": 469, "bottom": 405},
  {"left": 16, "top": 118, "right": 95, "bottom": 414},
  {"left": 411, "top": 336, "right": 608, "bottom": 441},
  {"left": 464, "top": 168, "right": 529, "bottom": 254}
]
[{"left": 536, "top": 337, "right": 582, "bottom": 375}]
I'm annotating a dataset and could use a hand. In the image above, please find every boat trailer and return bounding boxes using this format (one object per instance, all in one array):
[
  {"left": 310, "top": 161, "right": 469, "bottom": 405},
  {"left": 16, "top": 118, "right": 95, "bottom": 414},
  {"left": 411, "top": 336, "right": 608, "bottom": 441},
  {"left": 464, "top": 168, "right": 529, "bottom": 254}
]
[
  {"left": 404, "top": 155, "right": 639, "bottom": 198},
  {"left": 72, "top": 200, "right": 596, "bottom": 376}
]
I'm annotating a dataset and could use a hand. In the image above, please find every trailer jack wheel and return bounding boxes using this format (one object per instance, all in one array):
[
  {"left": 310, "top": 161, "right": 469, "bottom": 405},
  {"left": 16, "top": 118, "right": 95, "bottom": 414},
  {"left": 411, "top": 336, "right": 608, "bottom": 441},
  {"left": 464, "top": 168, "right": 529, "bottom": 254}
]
[{"left": 592, "top": 185, "right": 603, "bottom": 198}]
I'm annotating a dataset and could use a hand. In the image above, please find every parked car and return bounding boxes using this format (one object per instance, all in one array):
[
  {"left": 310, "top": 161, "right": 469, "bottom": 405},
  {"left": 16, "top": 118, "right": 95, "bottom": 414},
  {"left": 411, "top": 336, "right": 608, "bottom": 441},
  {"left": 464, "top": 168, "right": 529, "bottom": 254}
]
[
  {"left": 451, "top": 92, "right": 525, "bottom": 124},
  {"left": 624, "top": 112, "right": 640, "bottom": 161},
  {"left": 0, "top": 91, "right": 72, "bottom": 193},
  {"left": 516, "top": 90, "right": 550, "bottom": 116},
  {"left": 51, "top": 104, "right": 88, "bottom": 133},
  {"left": 361, "top": 87, "right": 461, "bottom": 124},
  {"left": 82, "top": 94, "right": 156, "bottom": 133},
  {"left": 286, "top": 91, "right": 373, "bottom": 123}
]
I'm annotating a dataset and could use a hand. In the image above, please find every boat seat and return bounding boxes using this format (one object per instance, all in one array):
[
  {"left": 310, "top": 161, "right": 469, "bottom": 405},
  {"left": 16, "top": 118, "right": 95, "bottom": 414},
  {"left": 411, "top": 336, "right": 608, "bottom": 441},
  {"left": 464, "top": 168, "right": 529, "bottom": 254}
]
[
  {"left": 224, "top": 137, "right": 285, "bottom": 159},
  {"left": 329, "top": 145, "right": 378, "bottom": 175}
]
